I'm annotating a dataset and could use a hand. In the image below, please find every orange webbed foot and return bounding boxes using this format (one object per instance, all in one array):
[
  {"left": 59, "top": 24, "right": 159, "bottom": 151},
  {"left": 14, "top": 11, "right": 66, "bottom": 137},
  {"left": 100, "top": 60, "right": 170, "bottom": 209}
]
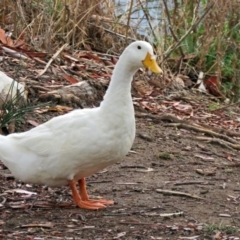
[
  {"left": 75, "top": 200, "right": 106, "bottom": 210},
  {"left": 84, "top": 199, "right": 114, "bottom": 206},
  {"left": 78, "top": 178, "right": 114, "bottom": 207},
  {"left": 68, "top": 180, "right": 106, "bottom": 210}
]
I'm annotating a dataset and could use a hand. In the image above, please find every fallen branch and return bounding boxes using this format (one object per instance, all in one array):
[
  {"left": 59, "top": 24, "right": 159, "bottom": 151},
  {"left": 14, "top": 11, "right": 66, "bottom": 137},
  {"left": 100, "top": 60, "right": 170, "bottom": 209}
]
[
  {"left": 135, "top": 112, "right": 185, "bottom": 124},
  {"left": 195, "top": 136, "right": 240, "bottom": 150},
  {"left": 165, "top": 122, "right": 239, "bottom": 145},
  {"left": 193, "top": 121, "right": 240, "bottom": 137},
  {"left": 156, "top": 189, "right": 204, "bottom": 200},
  {"left": 135, "top": 112, "right": 240, "bottom": 149}
]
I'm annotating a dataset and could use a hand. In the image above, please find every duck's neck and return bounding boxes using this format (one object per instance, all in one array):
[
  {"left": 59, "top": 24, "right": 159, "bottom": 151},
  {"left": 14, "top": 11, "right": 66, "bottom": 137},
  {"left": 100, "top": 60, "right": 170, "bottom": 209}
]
[{"left": 100, "top": 58, "right": 137, "bottom": 111}]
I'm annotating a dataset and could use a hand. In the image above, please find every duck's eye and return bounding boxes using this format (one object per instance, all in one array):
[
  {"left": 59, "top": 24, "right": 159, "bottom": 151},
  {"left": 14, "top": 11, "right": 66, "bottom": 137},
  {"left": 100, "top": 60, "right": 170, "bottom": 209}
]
[{"left": 137, "top": 46, "right": 141, "bottom": 50}]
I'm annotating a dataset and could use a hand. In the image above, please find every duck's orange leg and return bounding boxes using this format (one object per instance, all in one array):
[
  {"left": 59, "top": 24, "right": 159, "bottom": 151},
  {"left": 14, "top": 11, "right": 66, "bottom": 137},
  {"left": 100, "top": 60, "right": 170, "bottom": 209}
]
[
  {"left": 78, "top": 178, "right": 114, "bottom": 206},
  {"left": 68, "top": 180, "right": 106, "bottom": 210}
]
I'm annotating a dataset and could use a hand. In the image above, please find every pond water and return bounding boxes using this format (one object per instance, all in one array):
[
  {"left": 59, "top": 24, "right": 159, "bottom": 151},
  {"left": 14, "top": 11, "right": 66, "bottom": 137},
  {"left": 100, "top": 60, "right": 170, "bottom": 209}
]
[{"left": 114, "top": 0, "right": 165, "bottom": 40}]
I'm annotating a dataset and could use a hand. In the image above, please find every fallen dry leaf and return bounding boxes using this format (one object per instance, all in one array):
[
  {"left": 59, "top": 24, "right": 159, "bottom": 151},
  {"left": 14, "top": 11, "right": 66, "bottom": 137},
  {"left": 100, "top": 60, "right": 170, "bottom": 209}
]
[
  {"left": 48, "top": 105, "right": 73, "bottom": 113},
  {"left": 213, "top": 231, "right": 222, "bottom": 240},
  {"left": 0, "top": 28, "right": 8, "bottom": 44},
  {"left": 195, "top": 168, "right": 216, "bottom": 176},
  {"left": 27, "top": 119, "right": 39, "bottom": 127},
  {"left": 173, "top": 103, "right": 193, "bottom": 114},
  {"left": 111, "top": 56, "right": 118, "bottom": 64},
  {"left": 86, "top": 52, "right": 101, "bottom": 62},
  {"left": 62, "top": 74, "right": 79, "bottom": 84},
  {"left": 133, "top": 80, "right": 153, "bottom": 96},
  {"left": 113, "top": 232, "right": 126, "bottom": 239}
]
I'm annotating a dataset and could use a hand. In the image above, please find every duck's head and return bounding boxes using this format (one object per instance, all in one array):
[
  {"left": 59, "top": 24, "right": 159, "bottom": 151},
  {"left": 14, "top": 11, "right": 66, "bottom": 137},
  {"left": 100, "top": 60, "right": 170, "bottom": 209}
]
[{"left": 123, "top": 41, "right": 163, "bottom": 74}]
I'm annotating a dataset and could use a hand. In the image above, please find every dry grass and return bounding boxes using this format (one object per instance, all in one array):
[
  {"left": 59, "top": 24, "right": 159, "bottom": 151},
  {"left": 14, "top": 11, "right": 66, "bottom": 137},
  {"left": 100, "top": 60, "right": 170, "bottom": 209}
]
[{"left": 0, "top": 0, "right": 130, "bottom": 53}]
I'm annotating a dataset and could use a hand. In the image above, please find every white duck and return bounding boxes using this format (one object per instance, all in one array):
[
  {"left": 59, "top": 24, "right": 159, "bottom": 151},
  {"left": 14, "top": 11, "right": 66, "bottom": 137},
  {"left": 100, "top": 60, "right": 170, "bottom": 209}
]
[
  {"left": 0, "top": 71, "right": 26, "bottom": 102},
  {"left": 0, "top": 41, "right": 162, "bottom": 210}
]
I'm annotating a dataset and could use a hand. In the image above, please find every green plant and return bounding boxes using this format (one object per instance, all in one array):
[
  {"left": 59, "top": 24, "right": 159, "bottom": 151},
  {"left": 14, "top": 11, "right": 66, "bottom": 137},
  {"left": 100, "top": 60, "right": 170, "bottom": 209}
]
[
  {"left": 204, "top": 224, "right": 237, "bottom": 234},
  {"left": 153, "top": 0, "right": 240, "bottom": 100},
  {"left": 0, "top": 80, "right": 48, "bottom": 132},
  {"left": 208, "top": 102, "right": 220, "bottom": 111},
  {"left": 157, "top": 152, "right": 172, "bottom": 160}
]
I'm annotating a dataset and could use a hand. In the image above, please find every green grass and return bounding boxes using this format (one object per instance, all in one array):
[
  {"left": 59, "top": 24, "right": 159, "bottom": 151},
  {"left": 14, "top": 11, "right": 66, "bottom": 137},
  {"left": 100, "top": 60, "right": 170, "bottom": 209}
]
[
  {"left": 0, "top": 81, "right": 48, "bottom": 132},
  {"left": 157, "top": 152, "right": 173, "bottom": 160},
  {"left": 204, "top": 224, "right": 237, "bottom": 234},
  {"left": 208, "top": 102, "right": 220, "bottom": 111}
]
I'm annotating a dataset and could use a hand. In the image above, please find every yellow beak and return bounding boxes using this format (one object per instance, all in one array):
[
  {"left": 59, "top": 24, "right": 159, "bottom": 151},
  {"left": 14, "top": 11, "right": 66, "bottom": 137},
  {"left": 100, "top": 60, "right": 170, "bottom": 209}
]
[{"left": 142, "top": 52, "right": 162, "bottom": 74}]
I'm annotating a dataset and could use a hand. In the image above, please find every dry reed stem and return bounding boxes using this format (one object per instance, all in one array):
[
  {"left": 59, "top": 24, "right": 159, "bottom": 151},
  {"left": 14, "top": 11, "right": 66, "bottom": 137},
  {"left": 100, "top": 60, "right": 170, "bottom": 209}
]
[{"left": 0, "top": 0, "right": 116, "bottom": 51}]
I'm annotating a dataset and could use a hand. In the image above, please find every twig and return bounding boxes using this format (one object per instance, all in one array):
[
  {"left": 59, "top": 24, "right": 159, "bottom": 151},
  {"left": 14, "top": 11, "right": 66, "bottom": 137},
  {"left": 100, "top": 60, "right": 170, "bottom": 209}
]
[
  {"left": 159, "top": 211, "right": 184, "bottom": 217},
  {"left": 138, "top": 0, "right": 158, "bottom": 43},
  {"left": 87, "top": 180, "right": 112, "bottom": 184},
  {"left": 125, "top": 0, "right": 134, "bottom": 45},
  {"left": 144, "top": 210, "right": 184, "bottom": 218},
  {"left": 0, "top": 196, "right": 7, "bottom": 206},
  {"left": 120, "top": 165, "right": 147, "bottom": 169},
  {"left": 88, "top": 22, "right": 136, "bottom": 42},
  {"left": 156, "top": 189, "right": 204, "bottom": 200},
  {"left": 30, "top": 85, "right": 53, "bottom": 92},
  {"left": 19, "top": 223, "right": 54, "bottom": 228},
  {"left": 174, "top": 181, "right": 209, "bottom": 186},
  {"left": 119, "top": 221, "right": 161, "bottom": 226},
  {"left": 37, "top": 43, "right": 68, "bottom": 77},
  {"left": 163, "top": 0, "right": 184, "bottom": 58},
  {"left": 210, "top": 101, "right": 240, "bottom": 112}
]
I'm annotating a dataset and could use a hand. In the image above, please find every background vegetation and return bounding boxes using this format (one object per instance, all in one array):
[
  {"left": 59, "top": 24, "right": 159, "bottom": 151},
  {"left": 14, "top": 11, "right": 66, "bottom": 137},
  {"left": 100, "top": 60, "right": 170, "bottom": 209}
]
[{"left": 0, "top": 0, "right": 240, "bottom": 100}]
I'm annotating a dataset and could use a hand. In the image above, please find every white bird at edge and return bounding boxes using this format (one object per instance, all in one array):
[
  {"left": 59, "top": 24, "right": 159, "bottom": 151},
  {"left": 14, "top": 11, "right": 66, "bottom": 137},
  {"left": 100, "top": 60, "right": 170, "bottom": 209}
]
[
  {"left": 0, "top": 41, "right": 162, "bottom": 210},
  {"left": 0, "top": 71, "right": 26, "bottom": 101}
]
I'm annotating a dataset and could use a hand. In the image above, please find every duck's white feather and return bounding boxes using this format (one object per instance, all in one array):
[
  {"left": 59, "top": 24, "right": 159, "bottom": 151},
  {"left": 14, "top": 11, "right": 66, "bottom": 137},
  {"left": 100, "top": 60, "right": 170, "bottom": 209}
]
[{"left": 0, "top": 41, "right": 156, "bottom": 187}]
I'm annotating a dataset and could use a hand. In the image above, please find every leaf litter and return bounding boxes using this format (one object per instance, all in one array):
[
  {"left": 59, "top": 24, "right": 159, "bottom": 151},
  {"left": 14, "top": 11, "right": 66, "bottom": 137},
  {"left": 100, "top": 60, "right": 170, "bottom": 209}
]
[{"left": 0, "top": 28, "right": 240, "bottom": 239}]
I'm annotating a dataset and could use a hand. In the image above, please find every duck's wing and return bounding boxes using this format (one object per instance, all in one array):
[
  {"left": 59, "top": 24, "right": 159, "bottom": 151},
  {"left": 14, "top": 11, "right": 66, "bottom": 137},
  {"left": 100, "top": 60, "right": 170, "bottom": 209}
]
[
  {"left": 8, "top": 109, "right": 97, "bottom": 157},
  {"left": 8, "top": 125, "right": 63, "bottom": 157},
  {"left": 8, "top": 113, "right": 72, "bottom": 158}
]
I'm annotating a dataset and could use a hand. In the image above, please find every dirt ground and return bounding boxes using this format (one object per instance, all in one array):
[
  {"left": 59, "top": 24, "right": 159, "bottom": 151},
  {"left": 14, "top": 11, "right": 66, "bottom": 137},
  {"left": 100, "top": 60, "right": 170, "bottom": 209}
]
[
  {"left": 1, "top": 99, "right": 240, "bottom": 239},
  {"left": 0, "top": 50, "right": 240, "bottom": 239}
]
